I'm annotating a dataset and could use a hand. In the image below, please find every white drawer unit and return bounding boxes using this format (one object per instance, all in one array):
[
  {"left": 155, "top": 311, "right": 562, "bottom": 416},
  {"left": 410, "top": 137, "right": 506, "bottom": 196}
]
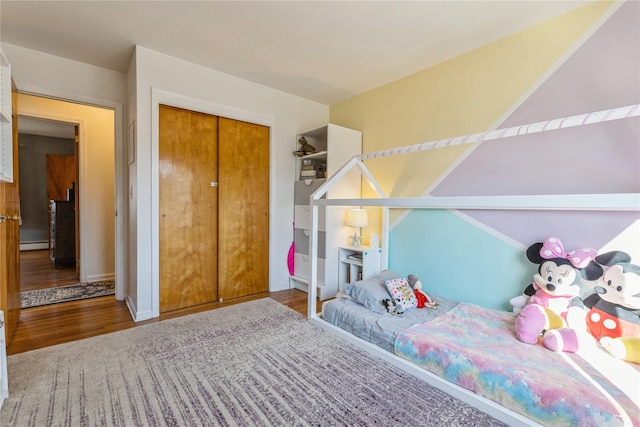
[
  {"left": 290, "top": 124, "right": 362, "bottom": 300},
  {"left": 293, "top": 204, "right": 326, "bottom": 231},
  {"left": 293, "top": 253, "right": 326, "bottom": 284}
]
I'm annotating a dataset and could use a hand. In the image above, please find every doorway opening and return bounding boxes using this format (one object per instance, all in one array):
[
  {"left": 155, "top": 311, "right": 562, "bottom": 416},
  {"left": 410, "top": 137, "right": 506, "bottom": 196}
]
[
  {"left": 18, "top": 117, "right": 75, "bottom": 253},
  {"left": 18, "top": 116, "right": 83, "bottom": 306},
  {"left": 17, "top": 94, "right": 117, "bottom": 309}
]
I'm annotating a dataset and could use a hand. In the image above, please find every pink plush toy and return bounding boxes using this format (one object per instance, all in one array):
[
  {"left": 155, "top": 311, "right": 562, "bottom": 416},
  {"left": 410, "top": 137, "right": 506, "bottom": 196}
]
[{"left": 515, "top": 237, "right": 602, "bottom": 353}]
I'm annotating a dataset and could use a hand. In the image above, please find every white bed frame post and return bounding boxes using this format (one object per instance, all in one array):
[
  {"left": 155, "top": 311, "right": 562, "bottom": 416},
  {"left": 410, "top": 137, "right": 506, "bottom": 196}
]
[
  {"left": 308, "top": 202, "right": 319, "bottom": 306},
  {"left": 381, "top": 206, "right": 390, "bottom": 270}
]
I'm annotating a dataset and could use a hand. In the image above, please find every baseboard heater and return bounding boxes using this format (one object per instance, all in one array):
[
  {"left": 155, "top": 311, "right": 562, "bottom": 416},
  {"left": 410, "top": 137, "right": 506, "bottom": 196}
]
[{"left": 20, "top": 242, "right": 49, "bottom": 251}]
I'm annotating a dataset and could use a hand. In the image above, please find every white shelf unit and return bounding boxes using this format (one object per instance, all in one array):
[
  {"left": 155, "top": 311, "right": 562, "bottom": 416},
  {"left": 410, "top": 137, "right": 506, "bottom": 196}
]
[
  {"left": 0, "top": 310, "right": 7, "bottom": 410},
  {"left": 290, "top": 124, "right": 362, "bottom": 300},
  {"left": 0, "top": 50, "right": 12, "bottom": 183},
  {"left": 338, "top": 246, "right": 381, "bottom": 290}
]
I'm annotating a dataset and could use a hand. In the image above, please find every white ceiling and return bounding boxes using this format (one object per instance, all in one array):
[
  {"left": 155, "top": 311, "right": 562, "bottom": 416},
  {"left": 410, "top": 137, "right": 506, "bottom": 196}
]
[
  {"left": 18, "top": 117, "right": 75, "bottom": 140},
  {"left": 2, "top": 0, "right": 593, "bottom": 108}
]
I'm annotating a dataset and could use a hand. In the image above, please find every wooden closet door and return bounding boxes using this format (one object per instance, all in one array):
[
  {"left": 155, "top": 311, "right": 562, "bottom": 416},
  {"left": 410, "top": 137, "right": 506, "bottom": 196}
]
[
  {"left": 218, "top": 117, "right": 269, "bottom": 300},
  {"left": 159, "top": 105, "right": 219, "bottom": 312}
]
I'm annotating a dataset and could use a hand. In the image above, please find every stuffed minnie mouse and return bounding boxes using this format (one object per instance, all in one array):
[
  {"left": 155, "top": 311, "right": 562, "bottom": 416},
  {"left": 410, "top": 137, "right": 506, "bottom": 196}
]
[{"left": 514, "top": 237, "right": 602, "bottom": 352}]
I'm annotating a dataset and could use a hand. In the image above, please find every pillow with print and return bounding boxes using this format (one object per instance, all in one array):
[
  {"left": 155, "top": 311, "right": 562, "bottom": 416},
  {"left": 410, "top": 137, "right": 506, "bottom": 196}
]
[{"left": 385, "top": 277, "right": 418, "bottom": 312}]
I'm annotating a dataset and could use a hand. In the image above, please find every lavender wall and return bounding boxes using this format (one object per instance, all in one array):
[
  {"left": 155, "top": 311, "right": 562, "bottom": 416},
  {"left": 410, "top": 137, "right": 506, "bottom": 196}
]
[
  {"left": 390, "top": 2, "right": 639, "bottom": 309},
  {"left": 432, "top": 1, "right": 639, "bottom": 251}
]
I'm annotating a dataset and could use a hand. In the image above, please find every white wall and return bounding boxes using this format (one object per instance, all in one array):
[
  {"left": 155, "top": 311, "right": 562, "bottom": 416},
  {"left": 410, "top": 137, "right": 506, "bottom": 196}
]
[
  {"left": 2, "top": 42, "right": 329, "bottom": 320},
  {"left": 128, "top": 46, "right": 329, "bottom": 320},
  {"left": 2, "top": 44, "right": 126, "bottom": 292},
  {"left": 2, "top": 44, "right": 126, "bottom": 107},
  {"left": 126, "top": 50, "right": 138, "bottom": 311}
]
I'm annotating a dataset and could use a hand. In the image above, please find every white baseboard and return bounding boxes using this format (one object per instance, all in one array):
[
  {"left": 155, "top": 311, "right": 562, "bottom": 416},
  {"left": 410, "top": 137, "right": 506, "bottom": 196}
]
[
  {"left": 126, "top": 295, "right": 153, "bottom": 322},
  {"left": 20, "top": 242, "right": 49, "bottom": 251},
  {"left": 86, "top": 273, "right": 116, "bottom": 283}
]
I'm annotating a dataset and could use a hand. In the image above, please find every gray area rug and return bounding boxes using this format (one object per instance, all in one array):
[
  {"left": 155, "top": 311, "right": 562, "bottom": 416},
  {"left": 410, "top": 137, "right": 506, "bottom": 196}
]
[
  {"left": 20, "top": 280, "right": 115, "bottom": 308},
  {"left": 1, "top": 298, "right": 505, "bottom": 426}
]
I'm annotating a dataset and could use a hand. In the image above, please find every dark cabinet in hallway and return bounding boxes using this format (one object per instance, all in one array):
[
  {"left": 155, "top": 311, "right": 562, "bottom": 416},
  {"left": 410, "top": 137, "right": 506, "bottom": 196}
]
[{"left": 49, "top": 200, "right": 75, "bottom": 269}]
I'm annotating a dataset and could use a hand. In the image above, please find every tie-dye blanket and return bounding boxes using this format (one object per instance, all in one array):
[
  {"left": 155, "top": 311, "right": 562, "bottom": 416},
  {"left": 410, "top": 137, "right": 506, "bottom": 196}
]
[{"left": 394, "top": 303, "right": 640, "bottom": 427}]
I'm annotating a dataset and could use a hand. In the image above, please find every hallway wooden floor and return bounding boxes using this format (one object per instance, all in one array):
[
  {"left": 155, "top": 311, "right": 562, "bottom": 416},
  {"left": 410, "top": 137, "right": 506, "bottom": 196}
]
[
  {"left": 20, "top": 249, "right": 78, "bottom": 291},
  {"left": 10, "top": 249, "right": 317, "bottom": 356}
]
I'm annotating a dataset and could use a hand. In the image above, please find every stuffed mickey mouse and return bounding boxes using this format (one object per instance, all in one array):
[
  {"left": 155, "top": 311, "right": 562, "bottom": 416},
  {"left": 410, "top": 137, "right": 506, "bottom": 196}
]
[
  {"left": 584, "top": 251, "right": 640, "bottom": 363},
  {"left": 514, "top": 237, "right": 602, "bottom": 352}
]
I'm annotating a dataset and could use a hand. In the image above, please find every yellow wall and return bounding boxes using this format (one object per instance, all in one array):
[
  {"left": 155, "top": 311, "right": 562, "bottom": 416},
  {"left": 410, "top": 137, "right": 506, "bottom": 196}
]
[{"left": 329, "top": 1, "right": 614, "bottom": 236}]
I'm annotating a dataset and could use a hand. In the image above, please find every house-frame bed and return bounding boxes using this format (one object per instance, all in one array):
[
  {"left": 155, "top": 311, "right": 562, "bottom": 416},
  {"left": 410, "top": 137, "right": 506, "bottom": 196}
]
[{"left": 304, "top": 104, "right": 640, "bottom": 426}]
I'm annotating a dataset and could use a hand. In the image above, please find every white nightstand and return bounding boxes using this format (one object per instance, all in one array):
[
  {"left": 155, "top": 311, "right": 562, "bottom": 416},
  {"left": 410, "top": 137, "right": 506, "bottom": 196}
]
[{"left": 338, "top": 246, "right": 381, "bottom": 289}]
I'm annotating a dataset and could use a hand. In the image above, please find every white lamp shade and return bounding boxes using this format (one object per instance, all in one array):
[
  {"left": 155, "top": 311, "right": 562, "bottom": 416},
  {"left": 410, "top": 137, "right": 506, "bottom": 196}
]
[{"left": 345, "top": 209, "right": 368, "bottom": 228}]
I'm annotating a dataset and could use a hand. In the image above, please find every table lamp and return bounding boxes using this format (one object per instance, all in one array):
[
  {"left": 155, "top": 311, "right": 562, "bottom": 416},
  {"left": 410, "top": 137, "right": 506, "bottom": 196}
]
[{"left": 344, "top": 208, "right": 368, "bottom": 247}]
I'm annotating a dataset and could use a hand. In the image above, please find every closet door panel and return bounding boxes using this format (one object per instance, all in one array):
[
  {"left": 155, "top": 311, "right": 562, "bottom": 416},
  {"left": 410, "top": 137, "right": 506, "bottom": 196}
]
[
  {"left": 159, "top": 105, "right": 219, "bottom": 312},
  {"left": 218, "top": 117, "right": 269, "bottom": 300}
]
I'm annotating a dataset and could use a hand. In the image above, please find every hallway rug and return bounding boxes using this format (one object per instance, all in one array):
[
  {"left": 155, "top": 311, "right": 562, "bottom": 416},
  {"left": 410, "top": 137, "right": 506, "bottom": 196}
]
[
  {"left": 20, "top": 280, "right": 115, "bottom": 308},
  {"left": 1, "top": 298, "right": 505, "bottom": 427}
]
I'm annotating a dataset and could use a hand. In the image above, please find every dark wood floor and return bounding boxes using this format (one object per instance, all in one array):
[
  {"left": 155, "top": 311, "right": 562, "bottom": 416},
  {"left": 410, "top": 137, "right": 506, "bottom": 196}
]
[
  {"left": 9, "top": 250, "right": 318, "bottom": 356},
  {"left": 20, "top": 249, "right": 79, "bottom": 291}
]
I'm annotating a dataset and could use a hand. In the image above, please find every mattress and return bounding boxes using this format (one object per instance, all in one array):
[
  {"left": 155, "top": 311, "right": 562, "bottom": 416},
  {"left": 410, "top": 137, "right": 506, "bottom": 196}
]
[
  {"left": 321, "top": 295, "right": 458, "bottom": 352},
  {"left": 395, "top": 302, "right": 640, "bottom": 427},
  {"left": 322, "top": 296, "right": 640, "bottom": 426}
]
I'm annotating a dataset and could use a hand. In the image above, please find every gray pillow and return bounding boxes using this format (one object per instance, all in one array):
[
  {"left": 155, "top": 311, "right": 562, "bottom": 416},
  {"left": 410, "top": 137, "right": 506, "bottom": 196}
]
[{"left": 344, "top": 269, "right": 402, "bottom": 313}]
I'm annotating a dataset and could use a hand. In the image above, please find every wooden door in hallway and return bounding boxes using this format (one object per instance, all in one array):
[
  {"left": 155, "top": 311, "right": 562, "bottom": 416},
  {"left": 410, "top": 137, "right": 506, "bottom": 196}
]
[
  {"left": 46, "top": 154, "right": 75, "bottom": 202},
  {"left": 218, "top": 117, "right": 269, "bottom": 300},
  {"left": 159, "top": 105, "right": 219, "bottom": 312}
]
